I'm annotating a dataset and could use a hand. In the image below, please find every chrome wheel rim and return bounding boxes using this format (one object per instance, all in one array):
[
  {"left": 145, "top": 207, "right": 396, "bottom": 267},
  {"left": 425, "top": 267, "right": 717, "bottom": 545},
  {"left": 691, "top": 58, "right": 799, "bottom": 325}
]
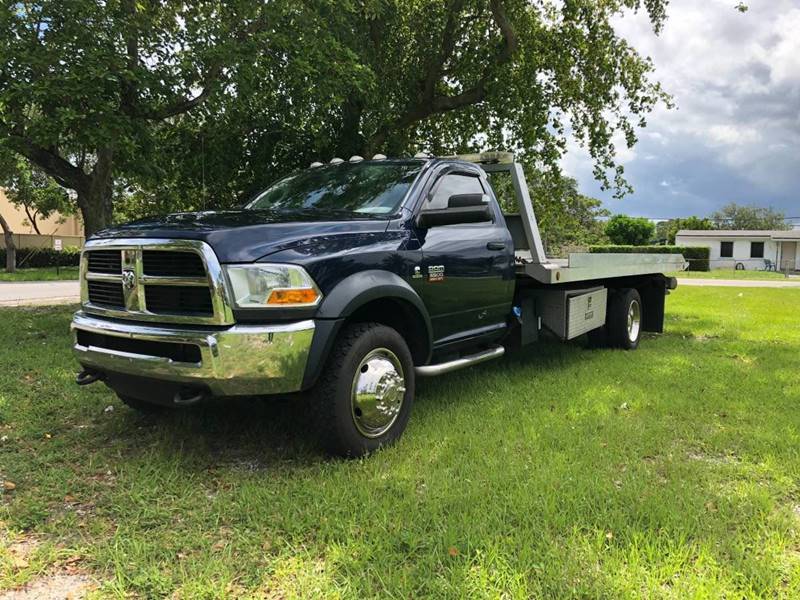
[
  {"left": 350, "top": 348, "right": 406, "bottom": 438},
  {"left": 627, "top": 299, "right": 641, "bottom": 342}
]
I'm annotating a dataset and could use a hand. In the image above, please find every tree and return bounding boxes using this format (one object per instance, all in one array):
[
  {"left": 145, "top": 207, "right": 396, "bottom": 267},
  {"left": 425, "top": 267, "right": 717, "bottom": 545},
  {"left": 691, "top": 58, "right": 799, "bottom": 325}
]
[
  {"left": 0, "top": 1, "right": 270, "bottom": 235},
  {"left": 2, "top": 158, "right": 72, "bottom": 235},
  {"left": 0, "top": 210, "right": 15, "bottom": 272},
  {"left": 109, "top": 0, "right": 673, "bottom": 216},
  {"left": 605, "top": 214, "right": 655, "bottom": 246},
  {"left": 711, "top": 203, "right": 789, "bottom": 231},
  {"left": 655, "top": 216, "right": 714, "bottom": 245},
  {"left": 1, "top": 1, "right": 672, "bottom": 229}
]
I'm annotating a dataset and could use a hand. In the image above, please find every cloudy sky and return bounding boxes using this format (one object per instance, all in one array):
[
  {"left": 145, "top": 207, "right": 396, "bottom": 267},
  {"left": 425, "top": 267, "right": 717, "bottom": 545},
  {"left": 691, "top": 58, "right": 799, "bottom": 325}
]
[{"left": 562, "top": 0, "right": 800, "bottom": 221}]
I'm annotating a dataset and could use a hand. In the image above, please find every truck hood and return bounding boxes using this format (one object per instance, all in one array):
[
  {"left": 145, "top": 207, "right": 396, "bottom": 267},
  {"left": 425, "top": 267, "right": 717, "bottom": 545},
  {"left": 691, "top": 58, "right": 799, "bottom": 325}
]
[{"left": 92, "top": 209, "right": 394, "bottom": 263}]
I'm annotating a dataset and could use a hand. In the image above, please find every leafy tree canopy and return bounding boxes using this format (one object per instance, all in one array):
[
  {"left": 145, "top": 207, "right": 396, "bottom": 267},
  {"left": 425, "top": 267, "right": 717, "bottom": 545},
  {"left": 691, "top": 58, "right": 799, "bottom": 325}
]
[
  {"left": 1, "top": 0, "right": 671, "bottom": 234},
  {"left": 0, "top": 0, "right": 268, "bottom": 234},
  {"left": 605, "top": 214, "right": 655, "bottom": 246},
  {"left": 711, "top": 203, "right": 789, "bottom": 231},
  {"left": 143, "top": 0, "right": 672, "bottom": 212},
  {"left": 655, "top": 216, "right": 714, "bottom": 245}
]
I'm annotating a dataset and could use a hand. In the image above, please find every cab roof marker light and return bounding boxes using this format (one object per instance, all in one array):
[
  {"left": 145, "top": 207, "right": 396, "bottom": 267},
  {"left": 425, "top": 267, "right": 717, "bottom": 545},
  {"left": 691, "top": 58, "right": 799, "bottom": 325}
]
[
  {"left": 309, "top": 161, "right": 324, "bottom": 168},
  {"left": 372, "top": 154, "right": 387, "bottom": 160},
  {"left": 349, "top": 155, "right": 364, "bottom": 163},
  {"left": 330, "top": 157, "right": 344, "bottom": 165},
  {"left": 451, "top": 151, "right": 515, "bottom": 165}
]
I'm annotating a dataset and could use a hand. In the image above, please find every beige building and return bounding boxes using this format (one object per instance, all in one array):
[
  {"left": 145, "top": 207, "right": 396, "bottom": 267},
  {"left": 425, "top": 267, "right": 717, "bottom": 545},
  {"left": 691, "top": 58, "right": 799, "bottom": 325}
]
[{"left": 0, "top": 187, "right": 84, "bottom": 249}]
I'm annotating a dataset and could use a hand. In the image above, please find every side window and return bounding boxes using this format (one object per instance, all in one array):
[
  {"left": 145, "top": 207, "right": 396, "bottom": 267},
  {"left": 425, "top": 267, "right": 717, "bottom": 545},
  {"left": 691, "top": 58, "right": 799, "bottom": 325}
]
[
  {"left": 720, "top": 241, "right": 734, "bottom": 258},
  {"left": 428, "top": 173, "right": 484, "bottom": 210},
  {"left": 750, "top": 241, "right": 764, "bottom": 258}
]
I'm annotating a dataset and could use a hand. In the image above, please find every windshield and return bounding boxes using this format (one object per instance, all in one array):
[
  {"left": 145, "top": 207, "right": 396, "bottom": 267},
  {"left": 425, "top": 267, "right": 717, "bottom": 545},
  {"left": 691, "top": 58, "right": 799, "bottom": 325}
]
[{"left": 245, "top": 161, "right": 423, "bottom": 217}]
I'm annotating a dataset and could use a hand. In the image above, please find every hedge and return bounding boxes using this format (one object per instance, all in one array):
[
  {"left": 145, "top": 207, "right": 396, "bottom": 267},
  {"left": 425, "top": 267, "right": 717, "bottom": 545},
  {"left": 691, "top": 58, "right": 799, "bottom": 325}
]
[
  {"left": 588, "top": 245, "right": 710, "bottom": 272},
  {"left": 0, "top": 247, "right": 81, "bottom": 269}
]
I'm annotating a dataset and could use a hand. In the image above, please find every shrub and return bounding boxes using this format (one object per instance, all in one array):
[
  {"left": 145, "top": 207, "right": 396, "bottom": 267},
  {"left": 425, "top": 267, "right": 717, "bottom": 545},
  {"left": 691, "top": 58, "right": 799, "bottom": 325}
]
[
  {"left": 589, "top": 245, "right": 710, "bottom": 271},
  {"left": 0, "top": 246, "right": 81, "bottom": 269},
  {"left": 604, "top": 215, "right": 655, "bottom": 246}
]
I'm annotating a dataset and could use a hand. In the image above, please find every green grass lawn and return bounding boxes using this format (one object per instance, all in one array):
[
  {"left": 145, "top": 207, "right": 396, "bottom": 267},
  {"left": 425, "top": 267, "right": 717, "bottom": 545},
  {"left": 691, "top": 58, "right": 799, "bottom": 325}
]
[
  {"left": 0, "top": 266, "right": 79, "bottom": 282},
  {"left": 669, "top": 268, "right": 789, "bottom": 280},
  {"left": 2, "top": 288, "right": 800, "bottom": 597}
]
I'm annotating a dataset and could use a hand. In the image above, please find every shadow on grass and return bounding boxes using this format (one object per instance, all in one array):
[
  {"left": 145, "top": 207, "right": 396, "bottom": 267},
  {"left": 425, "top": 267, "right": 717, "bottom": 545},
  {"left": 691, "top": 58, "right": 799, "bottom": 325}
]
[
  {"left": 97, "top": 336, "right": 658, "bottom": 467},
  {"left": 73, "top": 318, "right": 800, "bottom": 477}
]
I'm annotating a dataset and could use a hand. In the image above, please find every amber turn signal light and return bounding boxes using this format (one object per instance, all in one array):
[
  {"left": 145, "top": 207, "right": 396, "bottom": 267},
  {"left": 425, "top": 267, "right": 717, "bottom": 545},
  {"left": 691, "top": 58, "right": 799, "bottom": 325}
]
[{"left": 266, "top": 288, "right": 319, "bottom": 305}]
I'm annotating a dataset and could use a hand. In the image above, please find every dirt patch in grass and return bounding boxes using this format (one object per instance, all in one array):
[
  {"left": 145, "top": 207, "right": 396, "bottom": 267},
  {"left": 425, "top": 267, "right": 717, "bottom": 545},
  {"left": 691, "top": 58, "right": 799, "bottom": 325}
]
[
  {"left": 1, "top": 531, "right": 100, "bottom": 599},
  {"left": 0, "top": 573, "right": 95, "bottom": 599}
]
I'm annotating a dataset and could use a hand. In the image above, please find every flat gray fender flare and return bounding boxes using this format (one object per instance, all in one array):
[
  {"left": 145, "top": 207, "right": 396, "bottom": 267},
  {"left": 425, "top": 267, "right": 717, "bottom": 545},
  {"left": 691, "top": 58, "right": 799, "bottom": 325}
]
[{"left": 301, "top": 270, "right": 433, "bottom": 389}]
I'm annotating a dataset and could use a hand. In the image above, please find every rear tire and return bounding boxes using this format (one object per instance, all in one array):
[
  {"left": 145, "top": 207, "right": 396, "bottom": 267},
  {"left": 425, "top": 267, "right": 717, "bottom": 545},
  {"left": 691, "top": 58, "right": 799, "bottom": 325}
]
[
  {"left": 607, "top": 288, "right": 642, "bottom": 350},
  {"left": 312, "top": 322, "right": 414, "bottom": 458}
]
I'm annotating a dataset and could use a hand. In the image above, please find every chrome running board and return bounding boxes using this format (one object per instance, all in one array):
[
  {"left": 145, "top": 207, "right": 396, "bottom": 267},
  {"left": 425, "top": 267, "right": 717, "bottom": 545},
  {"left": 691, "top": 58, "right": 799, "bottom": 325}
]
[{"left": 415, "top": 345, "right": 505, "bottom": 377}]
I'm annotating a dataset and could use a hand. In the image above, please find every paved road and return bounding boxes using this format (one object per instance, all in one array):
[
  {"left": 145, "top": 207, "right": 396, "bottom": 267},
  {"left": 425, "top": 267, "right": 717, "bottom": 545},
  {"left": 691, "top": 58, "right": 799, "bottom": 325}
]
[
  {"left": 677, "top": 278, "right": 800, "bottom": 288},
  {"left": 0, "top": 281, "right": 80, "bottom": 306}
]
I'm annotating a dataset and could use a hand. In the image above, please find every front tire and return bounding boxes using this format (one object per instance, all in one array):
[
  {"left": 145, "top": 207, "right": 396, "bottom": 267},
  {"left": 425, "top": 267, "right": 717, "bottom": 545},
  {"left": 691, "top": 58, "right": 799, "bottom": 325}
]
[{"left": 312, "top": 322, "right": 414, "bottom": 457}]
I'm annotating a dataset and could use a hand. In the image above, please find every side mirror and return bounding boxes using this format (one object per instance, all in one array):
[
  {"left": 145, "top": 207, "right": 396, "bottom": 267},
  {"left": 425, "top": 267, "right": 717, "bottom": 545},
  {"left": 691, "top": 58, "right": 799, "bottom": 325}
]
[{"left": 416, "top": 194, "right": 492, "bottom": 228}]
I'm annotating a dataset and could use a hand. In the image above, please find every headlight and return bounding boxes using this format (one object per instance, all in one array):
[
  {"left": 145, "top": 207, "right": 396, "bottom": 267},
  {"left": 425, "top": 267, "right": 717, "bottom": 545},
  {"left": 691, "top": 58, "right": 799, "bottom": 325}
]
[{"left": 224, "top": 264, "right": 322, "bottom": 308}]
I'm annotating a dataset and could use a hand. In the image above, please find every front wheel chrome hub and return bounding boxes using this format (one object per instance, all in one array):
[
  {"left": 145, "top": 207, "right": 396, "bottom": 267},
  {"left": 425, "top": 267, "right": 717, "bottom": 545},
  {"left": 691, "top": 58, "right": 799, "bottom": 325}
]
[
  {"left": 627, "top": 299, "right": 641, "bottom": 342},
  {"left": 351, "top": 348, "right": 406, "bottom": 438}
]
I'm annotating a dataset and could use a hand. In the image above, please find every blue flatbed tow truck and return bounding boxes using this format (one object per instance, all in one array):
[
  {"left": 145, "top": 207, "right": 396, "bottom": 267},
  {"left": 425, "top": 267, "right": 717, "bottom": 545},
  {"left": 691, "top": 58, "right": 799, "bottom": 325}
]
[{"left": 72, "top": 152, "right": 683, "bottom": 456}]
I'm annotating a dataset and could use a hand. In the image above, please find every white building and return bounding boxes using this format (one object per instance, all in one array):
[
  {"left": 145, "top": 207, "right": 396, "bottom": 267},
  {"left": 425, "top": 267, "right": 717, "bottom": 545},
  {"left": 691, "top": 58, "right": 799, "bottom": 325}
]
[{"left": 675, "top": 229, "right": 800, "bottom": 271}]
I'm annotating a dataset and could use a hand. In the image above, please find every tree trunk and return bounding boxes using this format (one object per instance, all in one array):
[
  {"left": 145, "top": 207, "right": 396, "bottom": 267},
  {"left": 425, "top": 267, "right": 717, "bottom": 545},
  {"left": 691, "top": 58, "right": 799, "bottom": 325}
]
[
  {"left": 23, "top": 205, "right": 41, "bottom": 235},
  {"left": 0, "top": 212, "right": 16, "bottom": 273},
  {"left": 76, "top": 147, "right": 115, "bottom": 238},
  {"left": 77, "top": 185, "right": 114, "bottom": 238},
  {"left": 336, "top": 97, "right": 366, "bottom": 159}
]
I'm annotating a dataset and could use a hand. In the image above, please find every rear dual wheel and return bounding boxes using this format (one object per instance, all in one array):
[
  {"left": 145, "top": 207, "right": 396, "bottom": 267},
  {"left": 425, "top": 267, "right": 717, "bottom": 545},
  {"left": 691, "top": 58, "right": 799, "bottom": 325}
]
[
  {"left": 588, "top": 288, "right": 642, "bottom": 350},
  {"left": 313, "top": 322, "right": 414, "bottom": 457}
]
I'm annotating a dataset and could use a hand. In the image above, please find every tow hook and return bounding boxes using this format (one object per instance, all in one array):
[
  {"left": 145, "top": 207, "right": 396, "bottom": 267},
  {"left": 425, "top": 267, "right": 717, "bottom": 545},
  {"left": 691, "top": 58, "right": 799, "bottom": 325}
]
[
  {"left": 173, "top": 388, "right": 206, "bottom": 406},
  {"left": 76, "top": 369, "right": 104, "bottom": 386}
]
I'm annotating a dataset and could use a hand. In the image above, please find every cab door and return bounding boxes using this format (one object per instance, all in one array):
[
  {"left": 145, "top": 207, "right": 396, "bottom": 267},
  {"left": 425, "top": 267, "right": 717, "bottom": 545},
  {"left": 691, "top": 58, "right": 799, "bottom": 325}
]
[{"left": 413, "top": 167, "right": 514, "bottom": 345}]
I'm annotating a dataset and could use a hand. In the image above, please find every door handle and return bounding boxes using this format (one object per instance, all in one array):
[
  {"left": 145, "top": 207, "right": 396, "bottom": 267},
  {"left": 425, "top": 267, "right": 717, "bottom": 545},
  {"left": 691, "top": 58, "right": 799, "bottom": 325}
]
[{"left": 486, "top": 241, "right": 506, "bottom": 251}]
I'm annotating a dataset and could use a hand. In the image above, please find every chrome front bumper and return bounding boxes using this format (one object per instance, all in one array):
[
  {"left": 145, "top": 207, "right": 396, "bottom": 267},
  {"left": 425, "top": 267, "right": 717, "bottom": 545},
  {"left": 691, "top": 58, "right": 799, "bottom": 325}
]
[{"left": 71, "top": 311, "right": 315, "bottom": 396}]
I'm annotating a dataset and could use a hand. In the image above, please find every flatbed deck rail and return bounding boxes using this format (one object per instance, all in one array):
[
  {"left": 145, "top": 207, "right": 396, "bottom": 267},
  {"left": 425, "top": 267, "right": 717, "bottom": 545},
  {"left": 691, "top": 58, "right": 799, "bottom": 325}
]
[{"left": 472, "top": 154, "right": 685, "bottom": 284}]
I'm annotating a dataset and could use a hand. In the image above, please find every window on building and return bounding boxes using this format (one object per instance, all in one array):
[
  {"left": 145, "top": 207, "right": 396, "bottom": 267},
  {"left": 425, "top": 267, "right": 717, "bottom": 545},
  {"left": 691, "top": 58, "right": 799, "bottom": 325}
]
[
  {"left": 750, "top": 241, "right": 765, "bottom": 258},
  {"left": 720, "top": 241, "right": 734, "bottom": 258}
]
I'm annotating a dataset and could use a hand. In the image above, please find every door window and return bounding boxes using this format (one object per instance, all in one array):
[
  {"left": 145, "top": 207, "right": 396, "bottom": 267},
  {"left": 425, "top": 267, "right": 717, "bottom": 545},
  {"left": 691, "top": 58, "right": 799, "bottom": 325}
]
[{"left": 428, "top": 173, "right": 485, "bottom": 210}]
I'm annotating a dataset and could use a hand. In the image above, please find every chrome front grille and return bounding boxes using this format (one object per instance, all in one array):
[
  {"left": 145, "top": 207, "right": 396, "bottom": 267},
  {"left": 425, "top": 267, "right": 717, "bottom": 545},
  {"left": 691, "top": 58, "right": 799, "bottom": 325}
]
[
  {"left": 80, "top": 239, "right": 234, "bottom": 325},
  {"left": 87, "top": 250, "right": 122, "bottom": 274},
  {"left": 86, "top": 280, "right": 125, "bottom": 309},
  {"left": 144, "top": 285, "right": 214, "bottom": 316},
  {"left": 143, "top": 251, "right": 205, "bottom": 277}
]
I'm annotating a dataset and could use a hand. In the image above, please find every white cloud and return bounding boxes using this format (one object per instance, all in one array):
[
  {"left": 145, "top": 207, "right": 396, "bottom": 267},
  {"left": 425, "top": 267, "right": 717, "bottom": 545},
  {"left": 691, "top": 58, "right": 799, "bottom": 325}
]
[
  {"left": 764, "top": 9, "right": 800, "bottom": 86},
  {"left": 707, "top": 125, "right": 762, "bottom": 147}
]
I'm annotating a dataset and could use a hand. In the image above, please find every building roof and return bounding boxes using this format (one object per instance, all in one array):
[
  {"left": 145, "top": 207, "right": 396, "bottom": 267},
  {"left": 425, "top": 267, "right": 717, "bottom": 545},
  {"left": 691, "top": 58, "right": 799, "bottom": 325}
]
[{"left": 676, "top": 229, "right": 800, "bottom": 241}]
